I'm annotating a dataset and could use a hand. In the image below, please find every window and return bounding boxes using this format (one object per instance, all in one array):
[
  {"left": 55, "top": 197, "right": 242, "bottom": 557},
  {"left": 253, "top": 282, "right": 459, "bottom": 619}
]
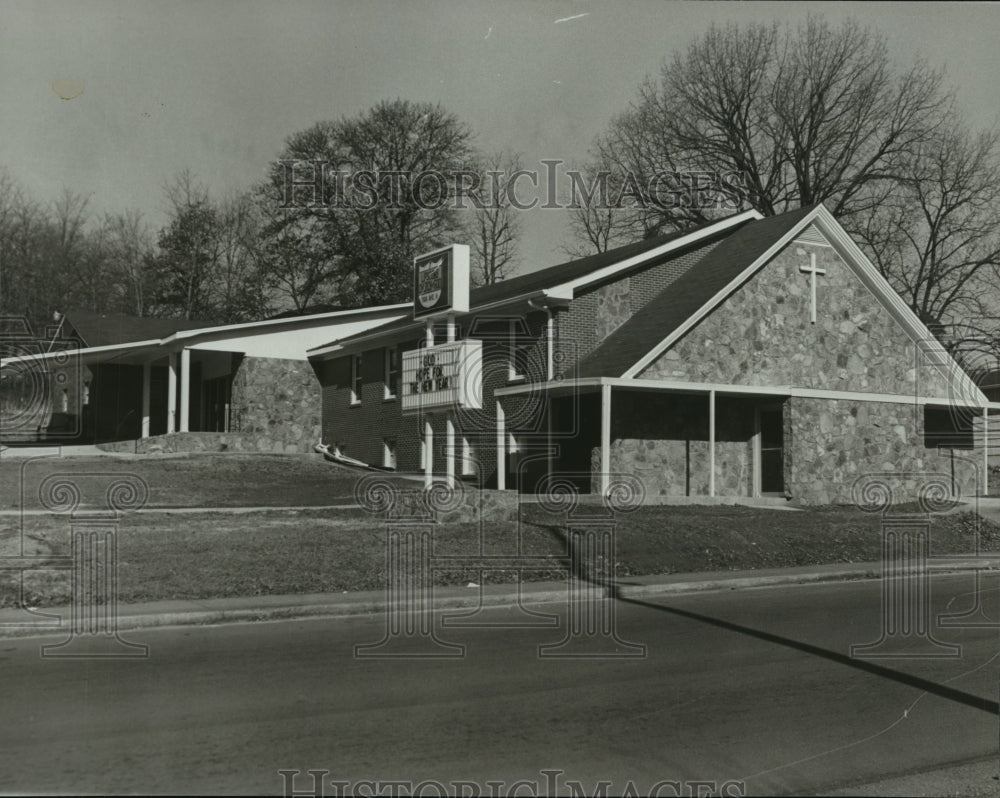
[
  {"left": 461, "top": 437, "right": 477, "bottom": 477},
  {"left": 61, "top": 389, "right": 68, "bottom": 413},
  {"left": 82, "top": 380, "right": 90, "bottom": 406},
  {"left": 924, "top": 406, "right": 973, "bottom": 449},
  {"left": 383, "top": 438, "right": 397, "bottom": 469},
  {"left": 508, "top": 319, "right": 525, "bottom": 380},
  {"left": 350, "top": 354, "right": 362, "bottom": 405},
  {"left": 384, "top": 347, "right": 399, "bottom": 400}
]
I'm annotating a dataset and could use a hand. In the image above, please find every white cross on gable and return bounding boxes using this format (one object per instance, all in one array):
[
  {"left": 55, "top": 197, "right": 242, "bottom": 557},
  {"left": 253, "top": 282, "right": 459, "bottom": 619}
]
[{"left": 798, "top": 253, "right": 827, "bottom": 324}]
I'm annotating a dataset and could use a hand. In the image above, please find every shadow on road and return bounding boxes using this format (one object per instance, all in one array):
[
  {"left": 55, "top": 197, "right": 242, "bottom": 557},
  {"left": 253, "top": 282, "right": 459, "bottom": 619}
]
[
  {"left": 612, "top": 590, "right": 999, "bottom": 716},
  {"left": 538, "top": 517, "right": 998, "bottom": 715}
]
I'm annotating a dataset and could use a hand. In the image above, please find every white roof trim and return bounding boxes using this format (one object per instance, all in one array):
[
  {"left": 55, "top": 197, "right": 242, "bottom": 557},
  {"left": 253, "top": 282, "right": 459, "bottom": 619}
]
[
  {"left": 619, "top": 204, "right": 988, "bottom": 406},
  {"left": 164, "top": 303, "right": 409, "bottom": 343},
  {"left": 1, "top": 338, "right": 160, "bottom": 366},
  {"left": 495, "top": 375, "right": 989, "bottom": 408},
  {"left": 556, "top": 208, "right": 762, "bottom": 296},
  {"left": 0, "top": 304, "right": 409, "bottom": 367}
]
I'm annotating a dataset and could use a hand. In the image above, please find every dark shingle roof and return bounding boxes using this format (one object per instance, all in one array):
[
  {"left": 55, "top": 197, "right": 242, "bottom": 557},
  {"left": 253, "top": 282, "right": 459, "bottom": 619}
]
[
  {"left": 266, "top": 304, "right": 351, "bottom": 320},
  {"left": 468, "top": 223, "right": 718, "bottom": 306},
  {"left": 321, "top": 213, "right": 754, "bottom": 350},
  {"left": 64, "top": 310, "right": 215, "bottom": 348},
  {"left": 575, "top": 205, "right": 819, "bottom": 378}
]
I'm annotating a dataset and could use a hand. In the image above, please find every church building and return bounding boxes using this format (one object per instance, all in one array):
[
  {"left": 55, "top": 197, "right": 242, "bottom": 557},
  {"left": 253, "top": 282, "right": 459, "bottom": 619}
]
[{"left": 308, "top": 204, "right": 992, "bottom": 504}]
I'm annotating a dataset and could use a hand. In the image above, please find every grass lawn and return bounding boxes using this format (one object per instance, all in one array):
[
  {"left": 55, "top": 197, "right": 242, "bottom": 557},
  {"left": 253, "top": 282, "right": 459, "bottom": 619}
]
[
  {"left": 2, "top": 501, "right": 997, "bottom": 608},
  {"left": 0, "top": 453, "right": 412, "bottom": 509}
]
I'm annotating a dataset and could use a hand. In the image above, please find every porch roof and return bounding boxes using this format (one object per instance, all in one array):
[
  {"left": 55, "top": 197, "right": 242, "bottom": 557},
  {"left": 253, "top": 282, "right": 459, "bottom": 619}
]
[{"left": 494, "top": 375, "right": 1000, "bottom": 410}]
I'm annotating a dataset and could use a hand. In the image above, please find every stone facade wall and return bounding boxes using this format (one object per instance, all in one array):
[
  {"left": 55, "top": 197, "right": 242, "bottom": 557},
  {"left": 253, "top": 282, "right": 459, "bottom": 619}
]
[
  {"left": 579, "top": 393, "right": 979, "bottom": 505},
  {"left": 642, "top": 231, "right": 953, "bottom": 398},
  {"left": 97, "top": 431, "right": 313, "bottom": 455},
  {"left": 785, "top": 396, "right": 978, "bottom": 504},
  {"left": 230, "top": 356, "right": 321, "bottom": 453},
  {"left": 591, "top": 393, "right": 756, "bottom": 497}
]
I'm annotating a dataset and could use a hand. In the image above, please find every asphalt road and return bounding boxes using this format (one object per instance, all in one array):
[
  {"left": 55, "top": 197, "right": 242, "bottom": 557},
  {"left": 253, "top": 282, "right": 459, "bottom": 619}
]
[{"left": 2, "top": 575, "right": 998, "bottom": 796}]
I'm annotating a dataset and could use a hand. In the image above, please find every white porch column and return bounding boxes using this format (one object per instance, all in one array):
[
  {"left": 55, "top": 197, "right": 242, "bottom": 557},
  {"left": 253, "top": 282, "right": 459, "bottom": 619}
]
[
  {"left": 166, "top": 352, "right": 177, "bottom": 434},
  {"left": 179, "top": 347, "right": 191, "bottom": 433},
  {"left": 600, "top": 383, "right": 611, "bottom": 495},
  {"left": 445, "top": 412, "right": 456, "bottom": 488},
  {"left": 984, "top": 407, "right": 990, "bottom": 496},
  {"left": 496, "top": 401, "right": 506, "bottom": 491},
  {"left": 140, "top": 361, "right": 151, "bottom": 438},
  {"left": 545, "top": 310, "right": 554, "bottom": 381},
  {"left": 547, "top": 395, "right": 553, "bottom": 483},
  {"left": 709, "top": 390, "right": 716, "bottom": 497},
  {"left": 424, "top": 418, "right": 434, "bottom": 489}
]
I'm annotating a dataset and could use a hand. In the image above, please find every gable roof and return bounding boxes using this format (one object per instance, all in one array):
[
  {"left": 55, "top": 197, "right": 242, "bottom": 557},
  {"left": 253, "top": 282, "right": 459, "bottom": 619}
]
[
  {"left": 576, "top": 205, "right": 818, "bottom": 378},
  {"left": 571, "top": 203, "right": 986, "bottom": 406},
  {"left": 64, "top": 310, "right": 213, "bottom": 348},
  {"left": 308, "top": 208, "right": 762, "bottom": 356}
]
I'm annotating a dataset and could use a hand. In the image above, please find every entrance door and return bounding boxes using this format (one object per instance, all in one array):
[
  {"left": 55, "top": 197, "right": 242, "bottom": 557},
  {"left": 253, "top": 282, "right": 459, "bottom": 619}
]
[{"left": 758, "top": 406, "right": 784, "bottom": 494}]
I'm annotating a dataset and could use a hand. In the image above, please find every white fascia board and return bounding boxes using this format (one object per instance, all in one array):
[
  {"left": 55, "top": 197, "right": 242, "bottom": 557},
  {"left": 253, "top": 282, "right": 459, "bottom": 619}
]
[
  {"left": 166, "top": 303, "right": 411, "bottom": 344},
  {"left": 557, "top": 209, "right": 762, "bottom": 297},
  {"left": 1, "top": 338, "right": 162, "bottom": 367},
  {"left": 496, "top": 374, "right": 988, "bottom": 408}
]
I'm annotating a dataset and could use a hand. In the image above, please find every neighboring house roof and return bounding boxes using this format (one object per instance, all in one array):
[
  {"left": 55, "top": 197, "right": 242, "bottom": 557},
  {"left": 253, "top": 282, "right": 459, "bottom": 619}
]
[
  {"left": 64, "top": 310, "right": 213, "bottom": 348},
  {"left": 267, "top": 304, "right": 351, "bottom": 320},
  {"left": 576, "top": 205, "right": 818, "bottom": 378},
  {"left": 309, "top": 209, "right": 762, "bottom": 356}
]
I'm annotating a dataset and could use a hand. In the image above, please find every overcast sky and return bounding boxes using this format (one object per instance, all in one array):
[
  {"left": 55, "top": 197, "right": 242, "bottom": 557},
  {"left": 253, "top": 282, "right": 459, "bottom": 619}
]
[{"left": 2, "top": 1, "right": 999, "bottom": 278}]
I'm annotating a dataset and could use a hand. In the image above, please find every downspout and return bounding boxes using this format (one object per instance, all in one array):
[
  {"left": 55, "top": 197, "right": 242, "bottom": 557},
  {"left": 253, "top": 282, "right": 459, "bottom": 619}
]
[{"left": 527, "top": 299, "right": 554, "bottom": 381}]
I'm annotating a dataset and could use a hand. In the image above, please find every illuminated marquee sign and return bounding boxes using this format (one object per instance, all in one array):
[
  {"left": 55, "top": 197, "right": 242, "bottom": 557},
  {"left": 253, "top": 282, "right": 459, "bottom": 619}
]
[
  {"left": 413, "top": 244, "right": 470, "bottom": 319},
  {"left": 400, "top": 340, "right": 482, "bottom": 413}
]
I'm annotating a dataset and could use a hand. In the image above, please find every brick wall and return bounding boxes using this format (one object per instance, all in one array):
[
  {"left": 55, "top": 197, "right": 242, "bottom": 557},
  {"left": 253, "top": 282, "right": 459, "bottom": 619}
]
[{"left": 554, "top": 237, "right": 723, "bottom": 378}]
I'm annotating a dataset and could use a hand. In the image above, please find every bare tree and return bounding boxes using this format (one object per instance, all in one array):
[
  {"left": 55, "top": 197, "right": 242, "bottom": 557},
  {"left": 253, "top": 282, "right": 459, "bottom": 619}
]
[
  {"left": 577, "top": 16, "right": 951, "bottom": 250},
  {"left": 101, "top": 209, "right": 156, "bottom": 317},
  {"left": 468, "top": 150, "right": 522, "bottom": 285},
  {"left": 853, "top": 123, "right": 1000, "bottom": 330},
  {"left": 562, "top": 161, "right": 646, "bottom": 257},
  {"left": 212, "top": 191, "right": 270, "bottom": 323}
]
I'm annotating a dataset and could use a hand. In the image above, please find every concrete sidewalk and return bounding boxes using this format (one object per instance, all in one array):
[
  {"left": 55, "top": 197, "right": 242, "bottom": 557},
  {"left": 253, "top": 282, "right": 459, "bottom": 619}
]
[{"left": 3, "top": 556, "right": 1000, "bottom": 639}]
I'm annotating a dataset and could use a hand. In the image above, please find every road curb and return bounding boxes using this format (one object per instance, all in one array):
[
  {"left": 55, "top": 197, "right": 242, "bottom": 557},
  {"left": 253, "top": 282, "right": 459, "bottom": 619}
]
[
  {"left": 0, "top": 588, "right": 573, "bottom": 639},
  {"left": 612, "top": 568, "right": 882, "bottom": 598},
  {"left": 3, "top": 561, "right": 1000, "bottom": 639}
]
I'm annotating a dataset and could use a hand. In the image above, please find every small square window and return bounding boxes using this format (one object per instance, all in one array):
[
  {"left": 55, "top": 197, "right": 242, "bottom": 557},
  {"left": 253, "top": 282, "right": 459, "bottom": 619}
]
[
  {"left": 383, "top": 438, "right": 397, "bottom": 469},
  {"left": 461, "top": 437, "right": 477, "bottom": 476},
  {"left": 384, "top": 347, "right": 399, "bottom": 400},
  {"left": 508, "top": 320, "right": 525, "bottom": 381},
  {"left": 350, "top": 354, "right": 362, "bottom": 405}
]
